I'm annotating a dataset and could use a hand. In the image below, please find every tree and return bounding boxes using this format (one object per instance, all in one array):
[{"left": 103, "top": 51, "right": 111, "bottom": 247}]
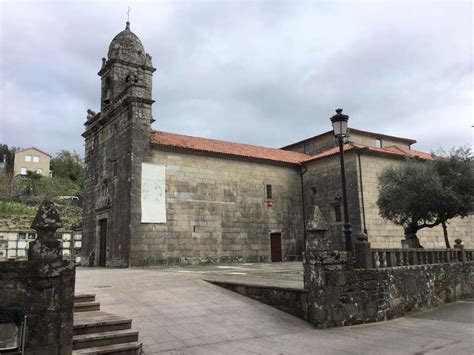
[
  {"left": 377, "top": 148, "right": 474, "bottom": 248},
  {"left": 0, "top": 143, "right": 17, "bottom": 173},
  {"left": 377, "top": 161, "right": 444, "bottom": 247},
  {"left": 432, "top": 147, "right": 474, "bottom": 247},
  {"left": 50, "top": 150, "right": 84, "bottom": 187},
  {"left": 23, "top": 170, "right": 43, "bottom": 196}
]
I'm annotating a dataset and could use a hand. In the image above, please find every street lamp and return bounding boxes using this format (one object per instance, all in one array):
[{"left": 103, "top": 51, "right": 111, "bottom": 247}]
[{"left": 330, "top": 108, "right": 353, "bottom": 253}]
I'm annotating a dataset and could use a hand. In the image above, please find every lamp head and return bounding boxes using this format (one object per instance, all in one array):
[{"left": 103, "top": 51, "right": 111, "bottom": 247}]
[{"left": 330, "top": 108, "right": 349, "bottom": 138}]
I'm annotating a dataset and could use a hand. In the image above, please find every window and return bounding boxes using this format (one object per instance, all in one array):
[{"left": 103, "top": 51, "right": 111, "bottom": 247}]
[
  {"left": 266, "top": 184, "right": 272, "bottom": 200},
  {"left": 25, "top": 155, "right": 32, "bottom": 162},
  {"left": 331, "top": 197, "right": 342, "bottom": 222},
  {"left": 18, "top": 232, "right": 27, "bottom": 240},
  {"left": 375, "top": 138, "right": 382, "bottom": 148},
  {"left": 20, "top": 167, "right": 27, "bottom": 175},
  {"left": 334, "top": 204, "right": 342, "bottom": 222},
  {"left": 35, "top": 168, "right": 43, "bottom": 175},
  {"left": 33, "top": 156, "right": 40, "bottom": 163},
  {"left": 304, "top": 144, "right": 310, "bottom": 154}
]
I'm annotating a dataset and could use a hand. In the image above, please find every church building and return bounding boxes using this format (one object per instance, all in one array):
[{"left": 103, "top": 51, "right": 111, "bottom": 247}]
[{"left": 82, "top": 23, "right": 472, "bottom": 267}]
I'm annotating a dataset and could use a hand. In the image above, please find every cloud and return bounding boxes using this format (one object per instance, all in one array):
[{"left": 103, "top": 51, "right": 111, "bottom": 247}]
[{"left": 0, "top": 0, "right": 472, "bottom": 156}]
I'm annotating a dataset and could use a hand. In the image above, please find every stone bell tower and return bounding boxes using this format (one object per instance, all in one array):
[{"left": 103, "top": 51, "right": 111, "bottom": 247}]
[{"left": 82, "top": 21, "right": 155, "bottom": 267}]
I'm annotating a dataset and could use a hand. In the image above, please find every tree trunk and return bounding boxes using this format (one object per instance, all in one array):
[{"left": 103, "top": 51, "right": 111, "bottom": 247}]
[
  {"left": 404, "top": 224, "right": 423, "bottom": 248},
  {"left": 442, "top": 221, "right": 450, "bottom": 248}
]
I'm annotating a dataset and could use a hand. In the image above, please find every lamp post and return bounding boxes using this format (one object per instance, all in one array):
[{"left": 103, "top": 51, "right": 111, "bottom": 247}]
[{"left": 330, "top": 108, "right": 353, "bottom": 253}]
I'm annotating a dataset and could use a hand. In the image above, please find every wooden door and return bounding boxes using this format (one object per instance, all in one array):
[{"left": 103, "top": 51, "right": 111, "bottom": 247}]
[
  {"left": 270, "top": 233, "right": 282, "bottom": 262},
  {"left": 98, "top": 219, "right": 107, "bottom": 267}
]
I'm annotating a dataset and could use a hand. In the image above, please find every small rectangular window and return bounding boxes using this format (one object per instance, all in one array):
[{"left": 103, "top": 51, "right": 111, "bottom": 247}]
[
  {"left": 266, "top": 184, "right": 272, "bottom": 200},
  {"left": 375, "top": 138, "right": 382, "bottom": 148},
  {"left": 334, "top": 204, "right": 342, "bottom": 222},
  {"left": 18, "top": 233, "right": 27, "bottom": 240},
  {"left": 304, "top": 144, "right": 310, "bottom": 154},
  {"left": 33, "top": 156, "right": 40, "bottom": 162},
  {"left": 35, "top": 169, "right": 43, "bottom": 175},
  {"left": 25, "top": 155, "right": 32, "bottom": 162},
  {"left": 20, "top": 167, "right": 27, "bottom": 175}
]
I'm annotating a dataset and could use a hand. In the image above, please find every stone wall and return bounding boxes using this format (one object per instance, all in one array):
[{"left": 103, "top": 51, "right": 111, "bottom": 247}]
[
  {"left": 300, "top": 151, "right": 473, "bottom": 250},
  {"left": 283, "top": 130, "right": 411, "bottom": 156},
  {"left": 302, "top": 152, "right": 361, "bottom": 250},
  {"left": 129, "top": 149, "right": 304, "bottom": 266},
  {"left": 0, "top": 259, "right": 75, "bottom": 354},
  {"left": 82, "top": 108, "right": 134, "bottom": 267},
  {"left": 206, "top": 280, "right": 309, "bottom": 320},
  {"left": 358, "top": 153, "right": 473, "bottom": 248},
  {"left": 82, "top": 99, "right": 154, "bottom": 267},
  {"left": 303, "top": 250, "right": 473, "bottom": 328}
]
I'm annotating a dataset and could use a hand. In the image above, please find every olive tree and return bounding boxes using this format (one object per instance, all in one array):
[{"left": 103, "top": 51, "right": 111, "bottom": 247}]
[
  {"left": 377, "top": 161, "right": 444, "bottom": 247},
  {"left": 377, "top": 148, "right": 473, "bottom": 248}
]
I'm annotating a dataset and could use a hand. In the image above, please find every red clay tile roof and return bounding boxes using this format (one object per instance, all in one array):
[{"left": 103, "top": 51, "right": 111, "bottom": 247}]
[
  {"left": 150, "top": 131, "right": 432, "bottom": 165},
  {"left": 151, "top": 131, "right": 309, "bottom": 164},
  {"left": 302, "top": 143, "right": 433, "bottom": 163}
]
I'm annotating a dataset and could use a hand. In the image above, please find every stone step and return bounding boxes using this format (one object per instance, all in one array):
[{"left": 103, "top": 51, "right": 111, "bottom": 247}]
[
  {"left": 74, "top": 301, "right": 101, "bottom": 313},
  {"left": 74, "top": 311, "right": 132, "bottom": 335},
  {"left": 73, "top": 329, "right": 139, "bottom": 350},
  {"left": 71, "top": 341, "right": 142, "bottom": 355},
  {"left": 75, "top": 294, "right": 96, "bottom": 303}
]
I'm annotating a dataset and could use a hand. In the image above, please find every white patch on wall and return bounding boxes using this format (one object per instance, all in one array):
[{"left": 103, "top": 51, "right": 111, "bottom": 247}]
[{"left": 141, "top": 163, "right": 167, "bottom": 223}]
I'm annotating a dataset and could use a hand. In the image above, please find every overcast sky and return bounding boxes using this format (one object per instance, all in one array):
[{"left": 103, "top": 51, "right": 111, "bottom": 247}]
[{"left": 0, "top": 0, "right": 472, "bottom": 156}]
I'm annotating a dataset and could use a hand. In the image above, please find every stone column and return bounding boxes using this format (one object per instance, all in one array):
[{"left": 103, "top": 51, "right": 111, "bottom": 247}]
[
  {"left": 454, "top": 238, "right": 466, "bottom": 262},
  {"left": 354, "top": 232, "right": 372, "bottom": 269},
  {"left": 28, "top": 198, "right": 63, "bottom": 261},
  {"left": 305, "top": 205, "right": 333, "bottom": 252}
]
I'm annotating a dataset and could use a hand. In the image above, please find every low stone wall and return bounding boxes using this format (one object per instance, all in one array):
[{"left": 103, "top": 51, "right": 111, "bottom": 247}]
[
  {"left": 206, "top": 280, "right": 309, "bottom": 319},
  {"left": 303, "top": 251, "right": 473, "bottom": 328},
  {"left": 211, "top": 251, "right": 473, "bottom": 330},
  {"left": 0, "top": 259, "right": 75, "bottom": 354}
]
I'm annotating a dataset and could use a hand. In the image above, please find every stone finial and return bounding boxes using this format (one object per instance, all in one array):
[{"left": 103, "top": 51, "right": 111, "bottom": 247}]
[
  {"left": 356, "top": 231, "right": 368, "bottom": 243},
  {"left": 125, "top": 21, "right": 130, "bottom": 30},
  {"left": 31, "top": 198, "right": 63, "bottom": 232},
  {"left": 28, "top": 198, "right": 63, "bottom": 261},
  {"left": 87, "top": 109, "right": 96, "bottom": 120},
  {"left": 307, "top": 205, "right": 329, "bottom": 232},
  {"left": 454, "top": 238, "right": 463, "bottom": 246},
  {"left": 355, "top": 231, "right": 372, "bottom": 269}
]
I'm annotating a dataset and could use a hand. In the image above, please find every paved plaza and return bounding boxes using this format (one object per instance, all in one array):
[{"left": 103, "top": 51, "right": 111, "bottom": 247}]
[{"left": 75, "top": 263, "right": 474, "bottom": 354}]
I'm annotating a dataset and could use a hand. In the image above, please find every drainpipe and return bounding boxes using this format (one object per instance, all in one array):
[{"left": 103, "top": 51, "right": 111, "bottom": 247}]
[
  {"left": 357, "top": 151, "right": 368, "bottom": 235},
  {"left": 299, "top": 164, "right": 308, "bottom": 251}
]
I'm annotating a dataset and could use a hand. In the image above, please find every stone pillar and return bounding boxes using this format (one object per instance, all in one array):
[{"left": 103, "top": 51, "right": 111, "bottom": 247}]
[
  {"left": 303, "top": 250, "right": 354, "bottom": 328},
  {"left": 28, "top": 198, "right": 63, "bottom": 261},
  {"left": 305, "top": 205, "right": 333, "bottom": 252},
  {"left": 354, "top": 232, "right": 372, "bottom": 269},
  {"left": 454, "top": 238, "right": 466, "bottom": 262}
]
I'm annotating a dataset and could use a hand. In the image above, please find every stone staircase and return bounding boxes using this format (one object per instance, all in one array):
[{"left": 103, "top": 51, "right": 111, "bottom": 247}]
[{"left": 73, "top": 294, "right": 142, "bottom": 354}]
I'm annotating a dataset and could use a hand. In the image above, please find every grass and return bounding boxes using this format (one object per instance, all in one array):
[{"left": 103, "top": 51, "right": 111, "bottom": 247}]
[
  {"left": 0, "top": 201, "right": 37, "bottom": 216},
  {"left": 0, "top": 200, "right": 82, "bottom": 229}
]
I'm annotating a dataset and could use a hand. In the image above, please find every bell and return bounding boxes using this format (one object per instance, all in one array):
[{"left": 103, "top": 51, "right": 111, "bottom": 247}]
[{"left": 103, "top": 89, "right": 111, "bottom": 105}]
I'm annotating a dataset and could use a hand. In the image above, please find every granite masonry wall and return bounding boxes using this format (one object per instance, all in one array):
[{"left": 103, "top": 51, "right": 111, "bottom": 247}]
[
  {"left": 213, "top": 251, "right": 473, "bottom": 329},
  {"left": 129, "top": 149, "right": 304, "bottom": 266},
  {"left": 82, "top": 61, "right": 154, "bottom": 267},
  {"left": 302, "top": 152, "right": 361, "bottom": 250},
  {"left": 303, "top": 250, "right": 473, "bottom": 328},
  {"left": 0, "top": 259, "right": 75, "bottom": 354},
  {"left": 358, "top": 153, "right": 474, "bottom": 248},
  {"left": 208, "top": 280, "right": 309, "bottom": 320}
]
